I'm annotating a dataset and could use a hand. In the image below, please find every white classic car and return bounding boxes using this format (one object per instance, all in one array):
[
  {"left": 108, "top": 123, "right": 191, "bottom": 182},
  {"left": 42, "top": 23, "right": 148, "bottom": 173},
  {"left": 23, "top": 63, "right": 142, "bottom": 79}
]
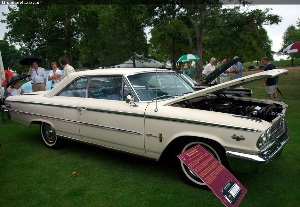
[{"left": 6, "top": 68, "right": 289, "bottom": 188}]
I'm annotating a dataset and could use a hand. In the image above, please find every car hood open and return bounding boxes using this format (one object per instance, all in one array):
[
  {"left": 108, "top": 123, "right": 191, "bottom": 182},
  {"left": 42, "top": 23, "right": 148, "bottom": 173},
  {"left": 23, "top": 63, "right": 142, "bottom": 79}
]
[{"left": 165, "top": 69, "right": 288, "bottom": 105}]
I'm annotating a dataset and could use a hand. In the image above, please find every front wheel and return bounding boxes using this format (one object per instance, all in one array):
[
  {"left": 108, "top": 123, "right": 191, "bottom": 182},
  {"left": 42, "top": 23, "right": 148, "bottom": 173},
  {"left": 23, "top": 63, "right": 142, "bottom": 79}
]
[
  {"left": 177, "top": 138, "right": 229, "bottom": 189},
  {"left": 40, "top": 122, "right": 62, "bottom": 149}
]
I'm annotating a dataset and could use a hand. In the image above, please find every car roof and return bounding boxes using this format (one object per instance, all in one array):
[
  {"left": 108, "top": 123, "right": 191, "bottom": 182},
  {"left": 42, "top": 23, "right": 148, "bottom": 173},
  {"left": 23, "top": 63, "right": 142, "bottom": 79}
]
[
  {"left": 45, "top": 68, "right": 173, "bottom": 96},
  {"left": 71, "top": 68, "right": 171, "bottom": 77}
]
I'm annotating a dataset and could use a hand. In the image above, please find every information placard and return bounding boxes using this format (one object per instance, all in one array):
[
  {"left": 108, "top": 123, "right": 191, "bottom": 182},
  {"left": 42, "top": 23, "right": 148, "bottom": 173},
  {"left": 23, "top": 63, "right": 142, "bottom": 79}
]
[{"left": 177, "top": 144, "right": 247, "bottom": 207}]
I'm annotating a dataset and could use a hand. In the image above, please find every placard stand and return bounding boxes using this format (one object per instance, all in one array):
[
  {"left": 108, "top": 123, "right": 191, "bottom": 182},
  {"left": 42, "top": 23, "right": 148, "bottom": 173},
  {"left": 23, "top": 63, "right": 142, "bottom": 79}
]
[{"left": 178, "top": 144, "right": 247, "bottom": 207}]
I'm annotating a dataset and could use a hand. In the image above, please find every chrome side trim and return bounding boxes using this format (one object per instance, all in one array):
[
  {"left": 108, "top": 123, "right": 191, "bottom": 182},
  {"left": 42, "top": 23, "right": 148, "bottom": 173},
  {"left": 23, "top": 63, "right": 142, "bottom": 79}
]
[
  {"left": 10, "top": 110, "right": 76, "bottom": 123},
  {"left": 10, "top": 103, "right": 261, "bottom": 133},
  {"left": 145, "top": 114, "right": 261, "bottom": 133},
  {"left": 78, "top": 121, "right": 143, "bottom": 135},
  {"left": 9, "top": 100, "right": 261, "bottom": 132},
  {"left": 232, "top": 115, "right": 262, "bottom": 123},
  {"left": 9, "top": 110, "right": 143, "bottom": 135},
  {"left": 7, "top": 100, "right": 79, "bottom": 109}
]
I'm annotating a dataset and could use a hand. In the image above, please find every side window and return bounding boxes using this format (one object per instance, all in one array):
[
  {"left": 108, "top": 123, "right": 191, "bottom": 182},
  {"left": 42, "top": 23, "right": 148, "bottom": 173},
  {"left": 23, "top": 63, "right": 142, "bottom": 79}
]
[
  {"left": 58, "top": 77, "right": 88, "bottom": 98},
  {"left": 88, "top": 76, "right": 123, "bottom": 101}
]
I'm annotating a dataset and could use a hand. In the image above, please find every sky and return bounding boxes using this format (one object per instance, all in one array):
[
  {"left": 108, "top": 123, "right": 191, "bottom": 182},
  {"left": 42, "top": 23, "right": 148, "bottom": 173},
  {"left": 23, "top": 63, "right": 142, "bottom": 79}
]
[{"left": 0, "top": 4, "right": 299, "bottom": 60}]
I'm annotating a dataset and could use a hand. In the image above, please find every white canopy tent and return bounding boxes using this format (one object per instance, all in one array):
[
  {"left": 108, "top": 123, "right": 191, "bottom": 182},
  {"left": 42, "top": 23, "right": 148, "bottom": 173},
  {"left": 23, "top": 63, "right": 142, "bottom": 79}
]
[
  {"left": 0, "top": 51, "right": 5, "bottom": 85},
  {"left": 114, "top": 54, "right": 168, "bottom": 68}
]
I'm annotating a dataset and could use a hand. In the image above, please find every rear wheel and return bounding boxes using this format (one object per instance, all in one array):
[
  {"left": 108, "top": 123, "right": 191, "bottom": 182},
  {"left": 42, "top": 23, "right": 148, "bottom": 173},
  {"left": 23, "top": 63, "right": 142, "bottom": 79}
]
[
  {"left": 40, "top": 122, "right": 62, "bottom": 149},
  {"left": 177, "top": 138, "right": 228, "bottom": 189}
]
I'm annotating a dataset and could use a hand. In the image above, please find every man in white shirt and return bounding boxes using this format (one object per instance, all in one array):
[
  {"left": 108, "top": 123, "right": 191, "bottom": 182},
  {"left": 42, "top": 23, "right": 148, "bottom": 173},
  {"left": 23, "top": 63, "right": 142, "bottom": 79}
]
[
  {"left": 59, "top": 58, "right": 75, "bottom": 81},
  {"left": 28, "top": 61, "right": 47, "bottom": 92},
  {"left": 202, "top": 57, "right": 217, "bottom": 84}
]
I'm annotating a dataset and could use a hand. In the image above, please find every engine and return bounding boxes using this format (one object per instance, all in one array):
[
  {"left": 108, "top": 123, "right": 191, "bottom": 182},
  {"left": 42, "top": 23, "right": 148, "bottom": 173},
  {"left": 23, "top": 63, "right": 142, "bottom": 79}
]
[{"left": 177, "top": 97, "right": 284, "bottom": 122}]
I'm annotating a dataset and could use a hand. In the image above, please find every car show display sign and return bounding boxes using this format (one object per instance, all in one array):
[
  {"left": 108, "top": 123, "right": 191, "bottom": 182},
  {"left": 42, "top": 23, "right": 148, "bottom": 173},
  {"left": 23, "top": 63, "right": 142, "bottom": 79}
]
[{"left": 177, "top": 145, "right": 247, "bottom": 207}]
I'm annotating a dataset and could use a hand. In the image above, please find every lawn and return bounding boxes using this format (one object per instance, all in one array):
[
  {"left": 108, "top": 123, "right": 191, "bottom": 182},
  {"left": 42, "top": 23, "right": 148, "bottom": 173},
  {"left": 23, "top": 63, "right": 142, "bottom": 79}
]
[{"left": 1, "top": 67, "right": 300, "bottom": 207}]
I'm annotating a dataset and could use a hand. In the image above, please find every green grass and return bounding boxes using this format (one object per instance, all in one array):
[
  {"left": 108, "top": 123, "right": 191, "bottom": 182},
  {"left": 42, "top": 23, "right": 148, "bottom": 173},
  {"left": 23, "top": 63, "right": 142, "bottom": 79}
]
[{"left": 1, "top": 67, "right": 300, "bottom": 207}]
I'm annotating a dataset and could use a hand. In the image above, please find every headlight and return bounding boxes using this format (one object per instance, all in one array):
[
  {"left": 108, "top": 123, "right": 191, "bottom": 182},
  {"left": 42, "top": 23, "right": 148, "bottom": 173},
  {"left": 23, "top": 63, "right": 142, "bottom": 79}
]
[{"left": 257, "top": 129, "right": 271, "bottom": 149}]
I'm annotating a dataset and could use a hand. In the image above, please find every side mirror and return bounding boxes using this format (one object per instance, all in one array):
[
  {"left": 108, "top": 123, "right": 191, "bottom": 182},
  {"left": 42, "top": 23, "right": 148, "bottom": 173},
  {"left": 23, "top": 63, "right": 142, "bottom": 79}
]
[
  {"left": 126, "top": 95, "right": 132, "bottom": 103},
  {"left": 126, "top": 95, "right": 138, "bottom": 107}
]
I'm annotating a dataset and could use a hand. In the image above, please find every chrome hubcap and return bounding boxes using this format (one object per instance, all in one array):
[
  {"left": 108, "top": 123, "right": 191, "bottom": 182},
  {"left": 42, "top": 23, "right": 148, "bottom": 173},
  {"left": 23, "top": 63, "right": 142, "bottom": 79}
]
[{"left": 44, "top": 125, "right": 56, "bottom": 143}]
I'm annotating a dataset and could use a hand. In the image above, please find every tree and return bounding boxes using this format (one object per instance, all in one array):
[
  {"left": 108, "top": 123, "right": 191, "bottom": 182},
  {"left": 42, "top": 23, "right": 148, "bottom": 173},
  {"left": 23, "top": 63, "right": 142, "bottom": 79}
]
[
  {"left": 3, "top": 4, "right": 81, "bottom": 69},
  {"left": 0, "top": 40, "right": 26, "bottom": 74},
  {"left": 148, "top": 2, "right": 281, "bottom": 76},
  {"left": 110, "top": 3, "right": 149, "bottom": 67},
  {"left": 77, "top": 5, "right": 105, "bottom": 69},
  {"left": 150, "top": 18, "right": 190, "bottom": 69},
  {"left": 183, "top": 2, "right": 281, "bottom": 77},
  {"left": 150, "top": 3, "right": 191, "bottom": 70}
]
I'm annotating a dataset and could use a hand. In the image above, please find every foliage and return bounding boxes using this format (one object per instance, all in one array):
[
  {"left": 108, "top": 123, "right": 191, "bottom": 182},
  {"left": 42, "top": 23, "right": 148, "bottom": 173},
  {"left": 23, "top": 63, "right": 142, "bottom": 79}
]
[
  {"left": 150, "top": 4, "right": 191, "bottom": 70},
  {"left": 77, "top": 5, "right": 104, "bottom": 69},
  {"left": 110, "top": 3, "right": 150, "bottom": 67},
  {"left": 149, "top": 2, "right": 281, "bottom": 74},
  {"left": 150, "top": 18, "right": 190, "bottom": 69},
  {"left": 78, "top": 3, "right": 152, "bottom": 68},
  {"left": 3, "top": 4, "right": 81, "bottom": 69},
  {"left": 3, "top": 3, "right": 151, "bottom": 69},
  {"left": 183, "top": 3, "right": 281, "bottom": 76},
  {"left": 0, "top": 40, "right": 27, "bottom": 74},
  {"left": 206, "top": 8, "right": 274, "bottom": 62},
  {"left": 0, "top": 2, "right": 286, "bottom": 70}
]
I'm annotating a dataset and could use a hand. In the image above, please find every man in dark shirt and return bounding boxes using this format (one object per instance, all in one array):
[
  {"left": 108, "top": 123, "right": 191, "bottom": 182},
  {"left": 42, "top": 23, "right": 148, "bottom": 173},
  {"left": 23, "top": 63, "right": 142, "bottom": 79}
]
[{"left": 261, "top": 57, "right": 277, "bottom": 99}]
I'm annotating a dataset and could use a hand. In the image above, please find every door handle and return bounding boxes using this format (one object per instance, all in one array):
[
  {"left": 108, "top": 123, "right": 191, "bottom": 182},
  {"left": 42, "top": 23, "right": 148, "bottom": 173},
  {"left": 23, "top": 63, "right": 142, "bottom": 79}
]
[{"left": 77, "top": 107, "right": 86, "bottom": 111}]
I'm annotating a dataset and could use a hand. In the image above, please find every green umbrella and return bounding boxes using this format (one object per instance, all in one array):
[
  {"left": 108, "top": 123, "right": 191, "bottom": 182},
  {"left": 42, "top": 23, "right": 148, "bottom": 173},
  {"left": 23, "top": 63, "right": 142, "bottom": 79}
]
[{"left": 177, "top": 54, "right": 200, "bottom": 62}]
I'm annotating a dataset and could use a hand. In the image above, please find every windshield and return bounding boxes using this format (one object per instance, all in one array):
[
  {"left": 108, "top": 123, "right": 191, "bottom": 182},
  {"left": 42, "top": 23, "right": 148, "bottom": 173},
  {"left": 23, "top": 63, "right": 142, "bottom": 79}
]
[
  {"left": 126, "top": 72, "right": 194, "bottom": 101},
  {"left": 179, "top": 73, "right": 200, "bottom": 85}
]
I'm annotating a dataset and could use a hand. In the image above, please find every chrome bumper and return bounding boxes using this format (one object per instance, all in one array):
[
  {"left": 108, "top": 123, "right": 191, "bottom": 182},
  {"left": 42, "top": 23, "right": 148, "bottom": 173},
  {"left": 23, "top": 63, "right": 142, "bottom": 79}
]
[{"left": 226, "top": 122, "right": 290, "bottom": 173}]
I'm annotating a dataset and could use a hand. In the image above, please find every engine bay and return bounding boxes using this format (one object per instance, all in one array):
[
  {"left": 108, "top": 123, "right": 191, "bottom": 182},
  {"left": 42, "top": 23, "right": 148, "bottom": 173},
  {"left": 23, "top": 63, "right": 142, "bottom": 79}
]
[{"left": 175, "top": 93, "right": 284, "bottom": 122}]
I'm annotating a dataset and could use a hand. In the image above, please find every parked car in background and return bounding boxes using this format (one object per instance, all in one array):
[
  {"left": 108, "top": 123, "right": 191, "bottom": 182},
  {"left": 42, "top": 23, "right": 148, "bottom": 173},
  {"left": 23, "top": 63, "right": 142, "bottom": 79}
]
[
  {"left": 178, "top": 72, "right": 252, "bottom": 97},
  {"left": 248, "top": 66, "right": 258, "bottom": 71},
  {"left": 21, "top": 70, "right": 64, "bottom": 93},
  {"left": 6, "top": 68, "right": 289, "bottom": 188}
]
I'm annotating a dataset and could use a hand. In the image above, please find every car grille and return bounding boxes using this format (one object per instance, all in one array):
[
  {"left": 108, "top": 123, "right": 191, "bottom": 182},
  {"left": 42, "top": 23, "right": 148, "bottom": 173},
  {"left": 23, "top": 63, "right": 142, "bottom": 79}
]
[
  {"left": 270, "top": 118, "right": 285, "bottom": 141},
  {"left": 260, "top": 118, "right": 286, "bottom": 152}
]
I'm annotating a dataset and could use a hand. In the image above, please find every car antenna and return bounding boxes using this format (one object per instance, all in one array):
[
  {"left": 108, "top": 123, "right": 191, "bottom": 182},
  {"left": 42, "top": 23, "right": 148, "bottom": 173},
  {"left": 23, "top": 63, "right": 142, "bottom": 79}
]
[{"left": 154, "top": 65, "right": 158, "bottom": 112}]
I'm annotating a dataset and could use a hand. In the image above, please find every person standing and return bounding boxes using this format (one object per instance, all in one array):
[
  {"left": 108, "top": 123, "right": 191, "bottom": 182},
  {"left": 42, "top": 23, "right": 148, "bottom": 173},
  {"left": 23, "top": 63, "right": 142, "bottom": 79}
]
[
  {"left": 28, "top": 61, "right": 47, "bottom": 92},
  {"left": 2, "top": 68, "right": 13, "bottom": 87},
  {"left": 202, "top": 57, "right": 217, "bottom": 84},
  {"left": 183, "top": 61, "right": 196, "bottom": 80},
  {"left": 59, "top": 58, "right": 75, "bottom": 81},
  {"left": 261, "top": 57, "right": 278, "bottom": 100},
  {"left": 219, "top": 59, "right": 231, "bottom": 83},
  {"left": 48, "top": 62, "right": 62, "bottom": 89},
  {"left": 180, "top": 64, "right": 185, "bottom": 72},
  {"left": 230, "top": 56, "right": 243, "bottom": 79}
]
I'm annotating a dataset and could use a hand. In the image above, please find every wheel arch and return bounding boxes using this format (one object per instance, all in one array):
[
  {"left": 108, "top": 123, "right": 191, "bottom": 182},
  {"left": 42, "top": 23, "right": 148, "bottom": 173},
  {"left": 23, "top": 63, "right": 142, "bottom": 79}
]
[
  {"left": 160, "top": 135, "right": 228, "bottom": 164},
  {"left": 30, "top": 119, "right": 54, "bottom": 127},
  {"left": 162, "top": 135, "right": 231, "bottom": 189}
]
